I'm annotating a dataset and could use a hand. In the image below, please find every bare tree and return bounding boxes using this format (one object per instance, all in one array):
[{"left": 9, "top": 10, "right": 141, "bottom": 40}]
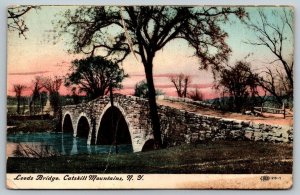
[
  {"left": 188, "top": 88, "right": 203, "bottom": 101},
  {"left": 42, "top": 76, "right": 63, "bottom": 115},
  {"left": 255, "top": 67, "right": 286, "bottom": 105},
  {"left": 29, "top": 76, "right": 43, "bottom": 115},
  {"left": 57, "top": 6, "right": 246, "bottom": 148},
  {"left": 169, "top": 73, "right": 191, "bottom": 98},
  {"left": 42, "top": 76, "right": 62, "bottom": 93},
  {"left": 13, "top": 84, "right": 26, "bottom": 114},
  {"left": 246, "top": 8, "right": 294, "bottom": 105},
  {"left": 7, "top": 6, "right": 39, "bottom": 38}
]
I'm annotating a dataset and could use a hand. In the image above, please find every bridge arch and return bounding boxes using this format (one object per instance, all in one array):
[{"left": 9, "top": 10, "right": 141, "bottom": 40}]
[
  {"left": 95, "top": 102, "right": 133, "bottom": 149},
  {"left": 62, "top": 112, "right": 74, "bottom": 134},
  {"left": 75, "top": 113, "right": 91, "bottom": 142},
  {"left": 141, "top": 138, "right": 155, "bottom": 152}
]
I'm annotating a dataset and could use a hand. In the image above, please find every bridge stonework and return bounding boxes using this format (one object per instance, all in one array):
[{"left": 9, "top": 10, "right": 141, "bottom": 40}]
[
  {"left": 62, "top": 94, "right": 154, "bottom": 152},
  {"left": 61, "top": 94, "right": 293, "bottom": 152}
]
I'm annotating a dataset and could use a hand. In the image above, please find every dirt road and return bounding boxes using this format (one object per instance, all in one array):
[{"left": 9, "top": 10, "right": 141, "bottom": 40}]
[{"left": 157, "top": 100, "right": 293, "bottom": 126}]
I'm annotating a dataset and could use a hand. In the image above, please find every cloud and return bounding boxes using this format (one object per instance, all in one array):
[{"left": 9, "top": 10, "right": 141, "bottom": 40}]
[
  {"left": 8, "top": 71, "right": 50, "bottom": 76},
  {"left": 129, "top": 73, "right": 199, "bottom": 78}
]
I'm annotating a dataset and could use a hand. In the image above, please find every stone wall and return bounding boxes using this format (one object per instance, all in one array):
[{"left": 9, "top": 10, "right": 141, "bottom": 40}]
[
  {"left": 157, "top": 95, "right": 213, "bottom": 108},
  {"left": 158, "top": 104, "right": 293, "bottom": 147}
]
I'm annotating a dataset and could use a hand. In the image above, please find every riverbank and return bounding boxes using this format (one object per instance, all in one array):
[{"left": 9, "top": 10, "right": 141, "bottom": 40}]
[
  {"left": 7, "top": 140, "right": 292, "bottom": 174},
  {"left": 7, "top": 117, "right": 57, "bottom": 134}
]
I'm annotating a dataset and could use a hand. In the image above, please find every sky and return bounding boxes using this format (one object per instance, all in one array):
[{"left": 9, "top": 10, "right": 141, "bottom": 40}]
[{"left": 7, "top": 6, "right": 294, "bottom": 99}]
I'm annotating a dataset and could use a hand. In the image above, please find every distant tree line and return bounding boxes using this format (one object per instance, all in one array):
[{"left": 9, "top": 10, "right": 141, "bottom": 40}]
[{"left": 12, "top": 76, "right": 62, "bottom": 116}]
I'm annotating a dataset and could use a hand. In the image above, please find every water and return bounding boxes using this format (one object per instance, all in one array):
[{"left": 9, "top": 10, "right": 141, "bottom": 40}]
[{"left": 7, "top": 132, "right": 133, "bottom": 157}]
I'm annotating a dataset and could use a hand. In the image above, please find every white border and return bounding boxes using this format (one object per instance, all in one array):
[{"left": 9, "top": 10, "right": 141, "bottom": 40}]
[{"left": 1, "top": 0, "right": 299, "bottom": 194}]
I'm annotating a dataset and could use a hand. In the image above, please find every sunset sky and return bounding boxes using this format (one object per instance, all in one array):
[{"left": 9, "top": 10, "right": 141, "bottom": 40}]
[{"left": 7, "top": 6, "right": 294, "bottom": 99}]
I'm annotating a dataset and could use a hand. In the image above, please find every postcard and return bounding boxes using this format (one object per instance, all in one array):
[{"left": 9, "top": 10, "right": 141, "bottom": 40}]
[{"left": 6, "top": 5, "right": 293, "bottom": 189}]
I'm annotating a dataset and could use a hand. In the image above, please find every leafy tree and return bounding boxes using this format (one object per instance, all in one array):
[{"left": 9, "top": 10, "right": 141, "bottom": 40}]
[
  {"left": 134, "top": 80, "right": 164, "bottom": 98},
  {"left": 246, "top": 8, "right": 294, "bottom": 105},
  {"left": 217, "top": 61, "right": 260, "bottom": 112},
  {"left": 65, "top": 56, "right": 128, "bottom": 100},
  {"left": 57, "top": 6, "right": 246, "bottom": 148},
  {"left": 7, "top": 6, "right": 39, "bottom": 38},
  {"left": 169, "top": 73, "right": 191, "bottom": 98},
  {"left": 13, "top": 84, "right": 26, "bottom": 114}
]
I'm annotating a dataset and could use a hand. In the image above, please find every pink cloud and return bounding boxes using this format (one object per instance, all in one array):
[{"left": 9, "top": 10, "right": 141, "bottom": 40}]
[
  {"left": 9, "top": 71, "right": 51, "bottom": 76},
  {"left": 130, "top": 73, "right": 199, "bottom": 78}
]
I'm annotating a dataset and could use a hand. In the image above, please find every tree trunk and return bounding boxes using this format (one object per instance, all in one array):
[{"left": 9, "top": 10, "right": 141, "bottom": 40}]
[
  {"left": 144, "top": 62, "right": 162, "bottom": 148},
  {"left": 29, "top": 101, "right": 33, "bottom": 116},
  {"left": 17, "top": 96, "right": 20, "bottom": 114},
  {"left": 40, "top": 94, "right": 43, "bottom": 114},
  {"left": 22, "top": 97, "right": 25, "bottom": 114},
  {"left": 32, "top": 101, "right": 35, "bottom": 115},
  {"left": 183, "top": 80, "right": 188, "bottom": 98}
]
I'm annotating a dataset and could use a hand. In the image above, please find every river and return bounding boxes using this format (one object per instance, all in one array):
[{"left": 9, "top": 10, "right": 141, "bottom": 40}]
[{"left": 7, "top": 132, "right": 133, "bottom": 158}]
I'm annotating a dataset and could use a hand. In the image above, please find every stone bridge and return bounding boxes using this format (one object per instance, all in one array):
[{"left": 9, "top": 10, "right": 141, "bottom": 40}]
[
  {"left": 61, "top": 94, "right": 293, "bottom": 153},
  {"left": 62, "top": 94, "right": 154, "bottom": 152}
]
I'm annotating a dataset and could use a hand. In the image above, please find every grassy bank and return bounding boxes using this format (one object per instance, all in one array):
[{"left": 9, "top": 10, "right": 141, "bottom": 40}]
[{"left": 7, "top": 141, "right": 293, "bottom": 174}]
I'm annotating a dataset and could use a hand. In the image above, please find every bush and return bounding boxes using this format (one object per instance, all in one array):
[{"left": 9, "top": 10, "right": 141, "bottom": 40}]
[
  {"left": 134, "top": 80, "right": 164, "bottom": 98},
  {"left": 188, "top": 88, "right": 203, "bottom": 101}
]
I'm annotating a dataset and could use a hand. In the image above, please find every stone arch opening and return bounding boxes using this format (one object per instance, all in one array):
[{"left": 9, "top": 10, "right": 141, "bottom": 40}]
[
  {"left": 142, "top": 139, "right": 155, "bottom": 152},
  {"left": 76, "top": 116, "right": 90, "bottom": 140},
  {"left": 62, "top": 114, "right": 73, "bottom": 133},
  {"left": 96, "top": 106, "right": 132, "bottom": 148}
]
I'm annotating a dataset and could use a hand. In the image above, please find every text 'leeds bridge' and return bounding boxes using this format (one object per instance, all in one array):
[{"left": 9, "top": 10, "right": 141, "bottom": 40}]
[{"left": 61, "top": 94, "right": 293, "bottom": 153}]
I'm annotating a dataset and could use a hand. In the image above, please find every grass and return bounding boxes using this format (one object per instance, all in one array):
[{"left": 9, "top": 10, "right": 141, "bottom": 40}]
[
  {"left": 7, "top": 141, "right": 293, "bottom": 174},
  {"left": 7, "top": 104, "right": 32, "bottom": 115}
]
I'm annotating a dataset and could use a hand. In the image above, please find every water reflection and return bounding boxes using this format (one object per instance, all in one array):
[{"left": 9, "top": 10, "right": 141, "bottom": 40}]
[
  {"left": 11, "top": 143, "right": 58, "bottom": 158},
  {"left": 7, "top": 132, "right": 133, "bottom": 158}
]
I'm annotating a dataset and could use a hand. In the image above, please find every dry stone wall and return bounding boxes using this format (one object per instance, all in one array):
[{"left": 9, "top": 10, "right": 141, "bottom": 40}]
[{"left": 158, "top": 104, "right": 293, "bottom": 147}]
